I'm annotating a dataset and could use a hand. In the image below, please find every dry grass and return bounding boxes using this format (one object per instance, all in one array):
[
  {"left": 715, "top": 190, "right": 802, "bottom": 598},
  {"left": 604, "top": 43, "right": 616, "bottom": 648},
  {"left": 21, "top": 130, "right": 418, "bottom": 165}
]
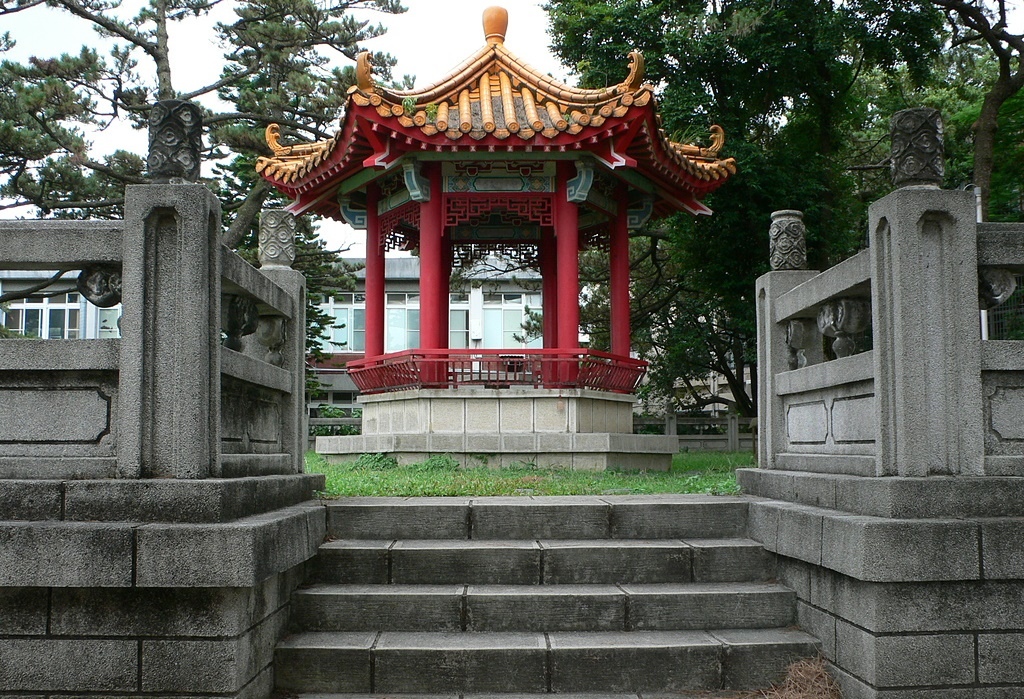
[{"left": 740, "top": 656, "right": 843, "bottom": 699}]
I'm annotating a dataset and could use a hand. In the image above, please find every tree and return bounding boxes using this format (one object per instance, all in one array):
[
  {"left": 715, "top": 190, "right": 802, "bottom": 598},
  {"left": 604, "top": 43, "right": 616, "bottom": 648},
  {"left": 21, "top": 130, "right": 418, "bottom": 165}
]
[
  {"left": 544, "top": 0, "right": 944, "bottom": 416},
  {"left": 930, "top": 0, "right": 1024, "bottom": 219},
  {"left": 0, "top": 0, "right": 407, "bottom": 395}
]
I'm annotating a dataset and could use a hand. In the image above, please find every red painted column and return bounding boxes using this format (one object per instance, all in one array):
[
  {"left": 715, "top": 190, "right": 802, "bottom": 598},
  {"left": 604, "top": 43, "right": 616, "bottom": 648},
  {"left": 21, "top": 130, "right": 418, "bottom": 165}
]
[
  {"left": 610, "top": 185, "right": 631, "bottom": 357},
  {"left": 555, "top": 162, "right": 580, "bottom": 352},
  {"left": 555, "top": 162, "right": 580, "bottom": 385},
  {"left": 540, "top": 227, "right": 558, "bottom": 349},
  {"left": 440, "top": 231, "right": 452, "bottom": 348},
  {"left": 364, "top": 182, "right": 385, "bottom": 358},
  {"left": 419, "top": 166, "right": 445, "bottom": 350}
]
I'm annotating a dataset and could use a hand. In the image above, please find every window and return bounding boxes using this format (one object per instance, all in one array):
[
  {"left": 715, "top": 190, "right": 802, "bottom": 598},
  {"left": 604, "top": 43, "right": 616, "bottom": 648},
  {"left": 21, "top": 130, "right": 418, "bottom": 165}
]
[
  {"left": 450, "top": 309, "right": 469, "bottom": 348},
  {"left": 1, "top": 291, "right": 83, "bottom": 339},
  {"left": 320, "top": 293, "right": 366, "bottom": 352},
  {"left": 98, "top": 308, "right": 121, "bottom": 339},
  {"left": 480, "top": 293, "right": 542, "bottom": 349},
  {"left": 385, "top": 293, "right": 420, "bottom": 352}
]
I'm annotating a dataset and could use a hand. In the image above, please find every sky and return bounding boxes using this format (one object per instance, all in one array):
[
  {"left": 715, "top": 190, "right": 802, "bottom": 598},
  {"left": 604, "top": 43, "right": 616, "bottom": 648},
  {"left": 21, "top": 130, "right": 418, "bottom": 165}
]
[{"left": 1, "top": 0, "right": 573, "bottom": 255}]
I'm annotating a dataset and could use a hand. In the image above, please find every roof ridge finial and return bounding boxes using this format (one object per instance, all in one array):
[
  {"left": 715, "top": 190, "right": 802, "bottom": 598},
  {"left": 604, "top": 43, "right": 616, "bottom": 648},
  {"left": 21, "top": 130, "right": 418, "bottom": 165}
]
[{"left": 483, "top": 6, "right": 508, "bottom": 45}]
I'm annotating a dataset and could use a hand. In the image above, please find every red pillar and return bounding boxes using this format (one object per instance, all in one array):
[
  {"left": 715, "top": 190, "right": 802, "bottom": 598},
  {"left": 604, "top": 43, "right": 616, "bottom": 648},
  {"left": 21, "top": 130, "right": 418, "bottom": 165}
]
[
  {"left": 364, "top": 182, "right": 385, "bottom": 358},
  {"left": 610, "top": 185, "right": 631, "bottom": 357},
  {"left": 540, "top": 227, "right": 558, "bottom": 348},
  {"left": 418, "top": 166, "right": 445, "bottom": 350},
  {"left": 555, "top": 162, "right": 580, "bottom": 351},
  {"left": 440, "top": 231, "right": 452, "bottom": 348}
]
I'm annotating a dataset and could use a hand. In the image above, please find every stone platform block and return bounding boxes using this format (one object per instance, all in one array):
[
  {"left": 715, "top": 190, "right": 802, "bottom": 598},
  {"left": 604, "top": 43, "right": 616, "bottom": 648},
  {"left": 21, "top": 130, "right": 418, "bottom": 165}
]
[
  {"left": 548, "top": 631, "right": 721, "bottom": 692},
  {"left": 466, "top": 584, "right": 625, "bottom": 631},
  {"left": 274, "top": 631, "right": 375, "bottom": 693},
  {"left": 374, "top": 631, "right": 547, "bottom": 693},
  {"left": 0, "top": 480, "right": 62, "bottom": 520},
  {"left": 291, "top": 584, "right": 463, "bottom": 631},
  {"left": 623, "top": 582, "right": 795, "bottom": 630},
  {"left": 391, "top": 540, "right": 541, "bottom": 584},
  {"left": 540, "top": 540, "right": 691, "bottom": 584},
  {"left": 0, "top": 521, "right": 134, "bottom": 587},
  {"left": 135, "top": 501, "right": 324, "bottom": 587},
  {"left": 0, "top": 588, "right": 48, "bottom": 634},
  {"left": 327, "top": 497, "right": 470, "bottom": 539}
]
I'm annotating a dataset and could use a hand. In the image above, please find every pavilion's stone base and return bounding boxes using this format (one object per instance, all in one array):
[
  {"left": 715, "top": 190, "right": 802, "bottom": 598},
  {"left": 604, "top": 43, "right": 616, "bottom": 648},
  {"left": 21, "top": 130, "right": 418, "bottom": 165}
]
[
  {"left": 738, "top": 468, "right": 1024, "bottom": 697},
  {"left": 318, "top": 431, "right": 676, "bottom": 470},
  {"left": 359, "top": 387, "right": 636, "bottom": 435},
  {"left": 0, "top": 473, "right": 326, "bottom": 697},
  {"left": 320, "top": 387, "right": 674, "bottom": 470}
]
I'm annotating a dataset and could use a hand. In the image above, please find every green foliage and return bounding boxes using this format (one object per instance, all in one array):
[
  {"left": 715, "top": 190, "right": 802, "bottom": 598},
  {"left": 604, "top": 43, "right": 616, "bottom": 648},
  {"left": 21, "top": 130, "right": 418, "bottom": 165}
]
[
  {"left": 546, "top": 0, "right": 945, "bottom": 415},
  {"left": 304, "top": 451, "right": 752, "bottom": 497},
  {"left": 355, "top": 452, "right": 399, "bottom": 469}
]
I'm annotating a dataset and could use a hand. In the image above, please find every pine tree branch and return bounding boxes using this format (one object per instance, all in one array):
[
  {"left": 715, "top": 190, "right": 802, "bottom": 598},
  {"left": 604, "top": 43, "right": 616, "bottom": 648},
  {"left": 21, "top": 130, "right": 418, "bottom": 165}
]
[{"left": 0, "top": 270, "right": 71, "bottom": 304}]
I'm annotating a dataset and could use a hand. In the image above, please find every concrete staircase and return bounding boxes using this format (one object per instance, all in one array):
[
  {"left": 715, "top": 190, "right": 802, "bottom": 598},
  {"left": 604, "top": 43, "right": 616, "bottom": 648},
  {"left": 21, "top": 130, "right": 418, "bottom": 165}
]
[{"left": 274, "top": 495, "right": 818, "bottom": 694}]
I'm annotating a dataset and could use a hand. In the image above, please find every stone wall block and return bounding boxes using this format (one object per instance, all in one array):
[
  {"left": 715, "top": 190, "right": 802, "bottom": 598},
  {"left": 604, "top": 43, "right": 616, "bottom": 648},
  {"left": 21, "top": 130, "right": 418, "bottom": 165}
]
[
  {"left": 0, "top": 588, "right": 48, "bottom": 634},
  {"left": 979, "top": 632, "right": 1024, "bottom": 683},
  {"left": 835, "top": 620, "right": 975, "bottom": 687},
  {"left": 0, "top": 639, "right": 137, "bottom": 692},
  {"left": 0, "top": 522, "right": 133, "bottom": 587}
]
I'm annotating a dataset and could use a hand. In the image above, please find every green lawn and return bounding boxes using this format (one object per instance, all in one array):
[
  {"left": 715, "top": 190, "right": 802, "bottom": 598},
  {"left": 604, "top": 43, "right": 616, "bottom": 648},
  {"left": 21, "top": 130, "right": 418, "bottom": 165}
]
[{"left": 304, "top": 450, "right": 753, "bottom": 497}]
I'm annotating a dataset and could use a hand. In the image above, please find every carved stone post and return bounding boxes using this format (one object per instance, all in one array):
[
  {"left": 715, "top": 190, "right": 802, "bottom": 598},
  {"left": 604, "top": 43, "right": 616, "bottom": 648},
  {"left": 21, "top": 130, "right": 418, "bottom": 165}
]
[
  {"left": 869, "top": 109, "right": 983, "bottom": 475},
  {"left": 147, "top": 100, "right": 203, "bottom": 183},
  {"left": 890, "top": 108, "right": 944, "bottom": 188},
  {"left": 757, "top": 209, "right": 822, "bottom": 467},
  {"left": 259, "top": 209, "right": 298, "bottom": 268},
  {"left": 255, "top": 207, "right": 307, "bottom": 473},
  {"left": 769, "top": 209, "right": 808, "bottom": 271}
]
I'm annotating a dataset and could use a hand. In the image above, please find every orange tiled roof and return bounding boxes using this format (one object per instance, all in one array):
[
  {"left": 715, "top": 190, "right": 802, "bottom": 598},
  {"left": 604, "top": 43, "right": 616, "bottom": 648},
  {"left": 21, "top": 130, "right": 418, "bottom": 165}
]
[{"left": 256, "top": 6, "right": 735, "bottom": 215}]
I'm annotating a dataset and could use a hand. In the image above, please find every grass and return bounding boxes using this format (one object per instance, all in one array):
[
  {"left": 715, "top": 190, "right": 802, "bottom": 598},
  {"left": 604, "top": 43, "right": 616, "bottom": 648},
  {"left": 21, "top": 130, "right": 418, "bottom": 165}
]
[{"left": 304, "top": 450, "right": 753, "bottom": 498}]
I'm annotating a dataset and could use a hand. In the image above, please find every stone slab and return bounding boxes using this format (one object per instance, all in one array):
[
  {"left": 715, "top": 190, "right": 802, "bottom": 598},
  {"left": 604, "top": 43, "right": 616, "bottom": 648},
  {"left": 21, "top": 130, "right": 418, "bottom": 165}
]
[
  {"left": 684, "top": 538, "right": 775, "bottom": 582},
  {"left": 622, "top": 583, "right": 795, "bottom": 630},
  {"left": 314, "top": 540, "right": 391, "bottom": 584},
  {"left": 327, "top": 498, "right": 470, "bottom": 539},
  {"left": 466, "top": 584, "right": 625, "bottom": 631},
  {"left": 374, "top": 632, "right": 547, "bottom": 693},
  {"left": 540, "top": 540, "right": 691, "bottom": 584},
  {"left": 547, "top": 631, "right": 721, "bottom": 692},
  {"left": 274, "top": 631, "right": 376, "bottom": 693},
  {"left": 711, "top": 628, "right": 819, "bottom": 689},
  {"left": 291, "top": 584, "right": 463, "bottom": 631},
  {"left": 608, "top": 498, "right": 748, "bottom": 538},
  {"left": 471, "top": 499, "right": 610, "bottom": 539},
  {"left": 0, "top": 587, "right": 48, "bottom": 634},
  {"left": 391, "top": 540, "right": 541, "bottom": 584}
]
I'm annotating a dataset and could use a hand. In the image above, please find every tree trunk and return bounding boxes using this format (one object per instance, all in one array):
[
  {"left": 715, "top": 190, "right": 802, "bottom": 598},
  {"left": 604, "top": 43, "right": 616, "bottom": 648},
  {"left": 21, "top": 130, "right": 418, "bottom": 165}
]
[
  {"left": 153, "top": 0, "right": 174, "bottom": 100},
  {"left": 222, "top": 180, "right": 271, "bottom": 248}
]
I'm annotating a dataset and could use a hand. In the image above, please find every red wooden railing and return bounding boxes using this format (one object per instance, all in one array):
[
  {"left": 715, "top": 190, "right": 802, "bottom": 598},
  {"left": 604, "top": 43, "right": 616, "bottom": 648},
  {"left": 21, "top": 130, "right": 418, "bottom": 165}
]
[{"left": 346, "top": 349, "right": 647, "bottom": 395}]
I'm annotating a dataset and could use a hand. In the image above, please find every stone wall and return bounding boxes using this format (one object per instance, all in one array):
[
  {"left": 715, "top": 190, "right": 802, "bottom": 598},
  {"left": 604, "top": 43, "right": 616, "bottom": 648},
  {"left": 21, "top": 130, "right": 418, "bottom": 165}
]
[
  {"left": 0, "top": 111, "right": 325, "bottom": 697},
  {"left": 748, "top": 109, "right": 1024, "bottom": 697}
]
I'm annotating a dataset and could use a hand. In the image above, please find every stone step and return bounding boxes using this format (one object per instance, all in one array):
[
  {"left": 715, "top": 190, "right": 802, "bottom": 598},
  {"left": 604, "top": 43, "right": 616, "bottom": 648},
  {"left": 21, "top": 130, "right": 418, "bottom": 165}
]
[
  {"left": 313, "top": 538, "right": 774, "bottom": 585},
  {"left": 290, "top": 582, "right": 796, "bottom": 632},
  {"left": 289, "top": 694, "right": 749, "bottom": 699},
  {"left": 274, "top": 629, "right": 819, "bottom": 694},
  {"left": 325, "top": 495, "right": 750, "bottom": 541}
]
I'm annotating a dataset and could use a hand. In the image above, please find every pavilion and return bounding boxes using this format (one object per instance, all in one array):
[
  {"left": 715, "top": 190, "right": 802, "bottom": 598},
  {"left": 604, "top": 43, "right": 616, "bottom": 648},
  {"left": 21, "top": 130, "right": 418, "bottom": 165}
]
[{"left": 256, "top": 6, "right": 735, "bottom": 469}]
